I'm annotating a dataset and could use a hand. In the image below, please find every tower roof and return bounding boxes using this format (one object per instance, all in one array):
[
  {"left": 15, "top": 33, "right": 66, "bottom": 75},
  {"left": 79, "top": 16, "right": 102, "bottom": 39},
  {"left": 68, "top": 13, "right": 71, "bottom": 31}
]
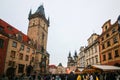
[
  {"left": 36, "top": 5, "right": 45, "bottom": 17},
  {"left": 68, "top": 51, "right": 71, "bottom": 57},
  {"left": 28, "top": 5, "right": 50, "bottom": 26}
]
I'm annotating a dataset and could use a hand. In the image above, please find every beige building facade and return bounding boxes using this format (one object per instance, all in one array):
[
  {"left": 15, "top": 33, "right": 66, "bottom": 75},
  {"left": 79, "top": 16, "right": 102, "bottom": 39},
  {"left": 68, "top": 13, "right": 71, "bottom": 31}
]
[
  {"left": 84, "top": 33, "right": 100, "bottom": 67},
  {"left": 5, "top": 37, "right": 36, "bottom": 75},
  {"left": 27, "top": 5, "right": 50, "bottom": 73},
  {"left": 77, "top": 46, "right": 85, "bottom": 67}
]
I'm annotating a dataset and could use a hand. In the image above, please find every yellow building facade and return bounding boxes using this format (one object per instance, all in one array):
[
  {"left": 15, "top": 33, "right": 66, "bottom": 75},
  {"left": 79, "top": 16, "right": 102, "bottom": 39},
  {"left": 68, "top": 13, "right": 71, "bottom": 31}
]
[
  {"left": 5, "top": 37, "right": 36, "bottom": 75},
  {"left": 99, "top": 17, "right": 120, "bottom": 66}
]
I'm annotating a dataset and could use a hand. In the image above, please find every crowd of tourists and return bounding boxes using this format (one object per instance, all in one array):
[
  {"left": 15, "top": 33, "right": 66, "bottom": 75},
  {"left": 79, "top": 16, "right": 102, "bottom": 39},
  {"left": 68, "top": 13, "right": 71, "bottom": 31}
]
[{"left": 0, "top": 71, "right": 120, "bottom": 80}]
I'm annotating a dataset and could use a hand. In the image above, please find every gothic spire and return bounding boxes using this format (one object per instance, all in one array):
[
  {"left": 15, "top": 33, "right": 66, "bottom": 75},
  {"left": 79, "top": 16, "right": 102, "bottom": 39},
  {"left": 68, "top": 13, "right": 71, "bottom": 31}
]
[
  {"left": 118, "top": 15, "right": 120, "bottom": 25},
  {"left": 74, "top": 50, "right": 77, "bottom": 57},
  {"left": 36, "top": 5, "right": 45, "bottom": 17},
  {"left": 68, "top": 51, "right": 71, "bottom": 57},
  {"left": 48, "top": 17, "right": 50, "bottom": 26},
  {"left": 28, "top": 9, "right": 32, "bottom": 18}
]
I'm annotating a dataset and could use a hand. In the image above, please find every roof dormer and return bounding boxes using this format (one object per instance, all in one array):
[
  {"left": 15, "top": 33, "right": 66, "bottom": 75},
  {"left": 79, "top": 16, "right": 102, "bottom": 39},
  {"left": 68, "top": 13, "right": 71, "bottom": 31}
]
[{"left": 102, "top": 20, "right": 111, "bottom": 33}]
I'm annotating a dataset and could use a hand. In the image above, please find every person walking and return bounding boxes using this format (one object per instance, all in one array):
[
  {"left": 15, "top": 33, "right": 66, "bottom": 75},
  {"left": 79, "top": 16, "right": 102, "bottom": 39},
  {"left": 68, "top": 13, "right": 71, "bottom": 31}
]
[{"left": 77, "top": 74, "right": 81, "bottom": 80}]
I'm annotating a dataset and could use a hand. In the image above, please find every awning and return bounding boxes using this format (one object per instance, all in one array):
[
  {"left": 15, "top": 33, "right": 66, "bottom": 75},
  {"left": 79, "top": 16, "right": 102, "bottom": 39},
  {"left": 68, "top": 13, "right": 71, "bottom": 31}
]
[{"left": 92, "top": 65, "right": 120, "bottom": 71}]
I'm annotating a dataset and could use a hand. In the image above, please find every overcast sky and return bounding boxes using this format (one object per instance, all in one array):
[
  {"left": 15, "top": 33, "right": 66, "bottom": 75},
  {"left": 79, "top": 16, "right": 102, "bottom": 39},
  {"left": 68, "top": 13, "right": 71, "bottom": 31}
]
[{"left": 0, "top": 0, "right": 120, "bottom": 67}]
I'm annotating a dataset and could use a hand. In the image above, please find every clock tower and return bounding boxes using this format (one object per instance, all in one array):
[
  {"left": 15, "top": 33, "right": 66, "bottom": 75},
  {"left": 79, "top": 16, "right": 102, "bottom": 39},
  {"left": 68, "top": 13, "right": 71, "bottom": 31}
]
[
  {"left": 27, "top": 5, "right": 50, "bottom": 73},
  {"left": 28, "top": 5, "right": 49, "bottom": 52}
]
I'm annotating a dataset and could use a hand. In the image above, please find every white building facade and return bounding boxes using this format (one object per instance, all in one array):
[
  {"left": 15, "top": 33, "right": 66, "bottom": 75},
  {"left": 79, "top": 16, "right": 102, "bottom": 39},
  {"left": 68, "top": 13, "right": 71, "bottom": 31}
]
[
  {"left": 77, "top": 46, "right": 85, "bottom": 67},
  {"left": 84, "top": 33, "right": 100, "bottom": 67}
]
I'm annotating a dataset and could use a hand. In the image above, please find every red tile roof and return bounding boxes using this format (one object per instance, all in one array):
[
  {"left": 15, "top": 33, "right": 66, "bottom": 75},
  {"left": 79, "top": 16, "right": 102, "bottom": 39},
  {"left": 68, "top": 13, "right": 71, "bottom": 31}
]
[
  {"left": 49, "top": 65, "right": 57, "bottom": 68},
  {"left": 0, "top": 19, "right": 29, "bottom": 42}
]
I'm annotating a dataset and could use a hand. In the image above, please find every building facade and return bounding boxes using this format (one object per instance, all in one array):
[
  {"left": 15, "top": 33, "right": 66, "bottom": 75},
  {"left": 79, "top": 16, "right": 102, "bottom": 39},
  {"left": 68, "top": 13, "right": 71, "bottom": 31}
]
[
  {"left": 0, "top": 26, "right": 9, "bottom": 75},
  {"left": 0, "top": 19, "right": 36, "bottom": 76},
  {"left": 49, "top": 65, "right": 57, "bottom": 74},
  {"left": 84, "top": 33, "right": 100, "bottom": 67},
  {"left": 99, "top": 16, "right": 120, "bottom": 66},
  {"left": 77, "top": 46, "right": 85, "bottom": 67},
  {"left": 67, "top": 51, "right": 78, "bottom": 72},
  {"left": 0, "top": 5, "right": 50, "bottom": 76}
]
